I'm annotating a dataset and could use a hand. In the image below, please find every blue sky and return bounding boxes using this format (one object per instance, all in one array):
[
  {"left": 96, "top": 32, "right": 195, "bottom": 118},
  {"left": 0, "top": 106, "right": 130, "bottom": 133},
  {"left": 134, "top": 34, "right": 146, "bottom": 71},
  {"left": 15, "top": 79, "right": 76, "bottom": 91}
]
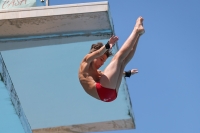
[{"left": 49, "top": 0, "right": 200, "bottom": 133}]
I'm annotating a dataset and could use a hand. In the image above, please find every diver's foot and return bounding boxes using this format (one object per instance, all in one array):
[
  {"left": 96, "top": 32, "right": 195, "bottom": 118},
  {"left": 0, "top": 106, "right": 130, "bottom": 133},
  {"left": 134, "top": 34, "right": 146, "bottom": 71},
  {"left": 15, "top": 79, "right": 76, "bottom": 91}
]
[{"left": 134, "top": 16, "right": 145, "bottom": 35}]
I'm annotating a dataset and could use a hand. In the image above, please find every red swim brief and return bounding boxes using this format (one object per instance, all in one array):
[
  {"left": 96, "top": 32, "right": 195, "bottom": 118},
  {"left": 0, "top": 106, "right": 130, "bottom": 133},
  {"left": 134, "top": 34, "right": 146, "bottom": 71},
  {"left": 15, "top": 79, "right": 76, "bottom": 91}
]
[{"left": 96, "top": 82, "right": 117, "bottom": 102}]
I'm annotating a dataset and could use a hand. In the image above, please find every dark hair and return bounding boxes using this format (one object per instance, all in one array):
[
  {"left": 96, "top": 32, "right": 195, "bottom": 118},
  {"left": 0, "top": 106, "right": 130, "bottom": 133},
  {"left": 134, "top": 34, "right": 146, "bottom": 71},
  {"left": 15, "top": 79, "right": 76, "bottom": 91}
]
[{"left": 89, "top": 42, "right": 112, "bottom": 57}]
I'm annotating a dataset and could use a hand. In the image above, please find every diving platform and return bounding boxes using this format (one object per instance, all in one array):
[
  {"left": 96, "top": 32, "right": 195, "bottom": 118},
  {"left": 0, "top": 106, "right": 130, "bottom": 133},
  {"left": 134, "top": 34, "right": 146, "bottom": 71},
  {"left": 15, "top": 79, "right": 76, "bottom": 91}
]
[{"left": 0, "top": 1, "right": 135, "bottom": 133}]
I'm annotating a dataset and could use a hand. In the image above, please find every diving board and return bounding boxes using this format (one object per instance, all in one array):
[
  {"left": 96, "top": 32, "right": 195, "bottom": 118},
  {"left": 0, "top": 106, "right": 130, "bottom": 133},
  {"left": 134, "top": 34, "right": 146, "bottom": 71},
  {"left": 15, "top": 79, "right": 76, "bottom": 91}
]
[
  {"left": 0, "top": 1, "right": 135, "bottom": 133},
  {"left": 0, "top": 1, "right": 113, "bottom": 51}
]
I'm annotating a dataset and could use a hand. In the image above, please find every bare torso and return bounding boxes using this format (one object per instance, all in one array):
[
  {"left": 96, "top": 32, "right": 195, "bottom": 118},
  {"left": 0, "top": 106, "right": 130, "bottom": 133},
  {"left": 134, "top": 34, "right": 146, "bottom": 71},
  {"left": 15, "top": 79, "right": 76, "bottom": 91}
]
[{"left": 78, "top": 55, "right": 101, "bottom": 100}]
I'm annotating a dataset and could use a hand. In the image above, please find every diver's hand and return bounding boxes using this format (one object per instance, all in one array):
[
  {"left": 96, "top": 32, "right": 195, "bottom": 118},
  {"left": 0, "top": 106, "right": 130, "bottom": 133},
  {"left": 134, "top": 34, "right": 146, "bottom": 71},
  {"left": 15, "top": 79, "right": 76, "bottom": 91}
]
[
  {"left": 131, "top": 69, "right": 138, "bottom": 74},
  {"left": 109, "top": 35, "right": 119, "bottom": 48}
]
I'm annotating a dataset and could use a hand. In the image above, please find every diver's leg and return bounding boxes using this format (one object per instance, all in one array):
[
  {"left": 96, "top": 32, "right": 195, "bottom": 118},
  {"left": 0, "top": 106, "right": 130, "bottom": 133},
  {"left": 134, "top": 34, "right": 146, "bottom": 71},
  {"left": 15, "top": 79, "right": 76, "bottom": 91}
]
[
  {"left": 115, "top": 36, "right": 141, "bottom": 92},
  {"left": 123, "top": 35, "right": 140, "bottom": 66},
  {"left": 111, "top": 17, "right": 144, "bottom": 62},
  {"left": 100, "top": 17, "right": 144, "bottom": 89}
]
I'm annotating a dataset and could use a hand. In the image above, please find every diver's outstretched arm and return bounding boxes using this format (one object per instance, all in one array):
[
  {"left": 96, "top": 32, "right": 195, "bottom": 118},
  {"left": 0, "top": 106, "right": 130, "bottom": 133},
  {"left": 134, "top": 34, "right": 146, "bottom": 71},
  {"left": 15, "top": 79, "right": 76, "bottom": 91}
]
[
  {"left": 85, "top": 35, "right": 118, "bottom": 63},
  {"left": 123, "top": 69, "right": 138, "bottom": 77}
]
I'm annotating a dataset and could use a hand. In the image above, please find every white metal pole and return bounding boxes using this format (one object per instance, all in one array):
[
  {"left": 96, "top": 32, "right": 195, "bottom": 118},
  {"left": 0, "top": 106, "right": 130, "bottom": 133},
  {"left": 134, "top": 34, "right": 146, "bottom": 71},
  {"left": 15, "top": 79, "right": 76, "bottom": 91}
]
[{"left": 46, "top": 0, "right": 49, "bottom": 6}]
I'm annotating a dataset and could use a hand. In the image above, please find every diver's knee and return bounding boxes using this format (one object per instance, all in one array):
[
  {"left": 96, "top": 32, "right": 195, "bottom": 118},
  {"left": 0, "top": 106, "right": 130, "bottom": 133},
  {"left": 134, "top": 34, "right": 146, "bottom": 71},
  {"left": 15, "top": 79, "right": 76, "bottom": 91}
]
[
  {"left": 112, "top": 54, "right": 125, "bottom": 63},
  {"left": 121, "top": 61, "right": 126, "bottom": 68}
]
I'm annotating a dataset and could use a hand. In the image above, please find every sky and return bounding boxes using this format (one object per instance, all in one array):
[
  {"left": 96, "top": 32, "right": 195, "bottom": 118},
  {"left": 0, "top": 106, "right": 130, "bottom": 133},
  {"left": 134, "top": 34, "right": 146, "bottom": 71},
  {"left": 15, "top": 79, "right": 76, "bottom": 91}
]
[
  {"left": 1, "top": 0, "right": 200, "bottom": 133},
  {"left": 50, "top": 0, "right": 200, "bottom": 133}
]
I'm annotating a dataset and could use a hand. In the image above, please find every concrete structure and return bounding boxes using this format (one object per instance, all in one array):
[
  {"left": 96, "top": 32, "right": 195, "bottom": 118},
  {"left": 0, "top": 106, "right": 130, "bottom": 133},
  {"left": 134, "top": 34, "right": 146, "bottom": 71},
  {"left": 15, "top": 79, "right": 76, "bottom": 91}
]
[
  {"left": 0, "top": 1, "right": 135, "bottom": 133},
  {"left": 0, "top": 54, "right": 31, "bottom": 133}
]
